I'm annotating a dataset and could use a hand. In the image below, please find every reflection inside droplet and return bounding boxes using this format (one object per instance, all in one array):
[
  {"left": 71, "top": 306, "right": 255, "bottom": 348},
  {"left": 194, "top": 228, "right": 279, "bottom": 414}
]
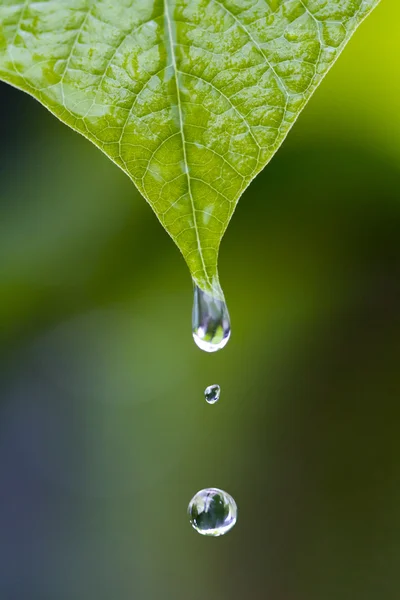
[
  {"left": 188, "top": 487, "right": 237, "bottom": 536},
  {"left": 192, "top": 284, "right": 230, "bottom": 352},
  {"left": 204, "top": 384, "right": 220, "bottom": 404}
]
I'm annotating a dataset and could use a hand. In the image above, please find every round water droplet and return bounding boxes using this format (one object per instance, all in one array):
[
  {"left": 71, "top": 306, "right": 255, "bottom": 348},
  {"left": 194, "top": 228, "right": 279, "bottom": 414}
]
[
  {"left": 204, "top": 384, "right": 220, "bottom": 404},
  {"left": 188, "top": 487, "right": 237, "bottom": 536},
  {"left": 192, "top": 285, "right": 231, "bottom": 352}
]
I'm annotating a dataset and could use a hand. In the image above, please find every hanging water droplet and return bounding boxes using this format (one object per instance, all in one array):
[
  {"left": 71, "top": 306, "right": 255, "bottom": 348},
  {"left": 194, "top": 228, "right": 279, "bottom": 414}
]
[
  {"left": 192, "top": 285, "right": 231, "bottom": 352},
  {"left": 188, "top": 487, "right": 237, "bottom": 536},
  {"left": 204, "top": 384, "right": 220, "bottom": 404}
]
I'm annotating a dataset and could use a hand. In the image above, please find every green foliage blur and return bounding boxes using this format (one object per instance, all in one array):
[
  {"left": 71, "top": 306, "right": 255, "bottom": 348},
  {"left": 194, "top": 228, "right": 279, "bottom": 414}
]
[{"left": 0, "top": 2, "right": 399, "bottom": 598}]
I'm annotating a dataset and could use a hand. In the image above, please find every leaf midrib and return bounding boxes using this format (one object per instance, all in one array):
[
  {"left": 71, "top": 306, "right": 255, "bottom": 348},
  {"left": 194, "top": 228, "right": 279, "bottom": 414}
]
[{"left": 164, "top": 0, "right": 213, "bottom": 291}]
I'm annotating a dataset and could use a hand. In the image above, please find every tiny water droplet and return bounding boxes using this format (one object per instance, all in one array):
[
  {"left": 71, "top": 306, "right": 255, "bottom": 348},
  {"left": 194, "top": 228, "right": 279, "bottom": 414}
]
[
  {"left": 188, "top": 487, "right": 237, "bottom": 536},
  {"left": 204, "top": 384, "right": 220, "bottom": 404},
  {"left": 192, "top": 285, "right": 231, "bottom": 352}
]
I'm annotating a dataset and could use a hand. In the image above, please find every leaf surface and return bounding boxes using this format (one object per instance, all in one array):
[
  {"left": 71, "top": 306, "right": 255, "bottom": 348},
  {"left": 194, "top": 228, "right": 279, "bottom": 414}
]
[{"left": 0, "top": 0, "right": 380, "bottom": 294}]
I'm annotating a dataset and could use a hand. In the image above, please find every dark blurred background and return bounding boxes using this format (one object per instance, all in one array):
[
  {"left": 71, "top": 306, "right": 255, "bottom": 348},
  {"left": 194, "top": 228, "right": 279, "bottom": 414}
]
[{"left": 0, "top": 1, "right": 399, "bottom": 599}]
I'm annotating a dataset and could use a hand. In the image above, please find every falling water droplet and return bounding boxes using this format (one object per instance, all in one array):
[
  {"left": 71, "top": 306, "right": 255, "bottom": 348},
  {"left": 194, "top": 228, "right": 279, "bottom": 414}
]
[
  {"left": 188, "top": 487, "right": 237, "bottom": 536},
  {"left": 204, "top": 384, "right": 220, "bottom": 404},
  {"left": 192, "top": 285, "right": 231, "bottom": 352}
]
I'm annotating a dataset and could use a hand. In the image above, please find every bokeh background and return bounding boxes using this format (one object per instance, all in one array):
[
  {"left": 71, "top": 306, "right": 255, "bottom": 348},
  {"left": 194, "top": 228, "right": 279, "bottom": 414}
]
[{"left": 1, "top": 2, "right": 399, "bottom": 598}]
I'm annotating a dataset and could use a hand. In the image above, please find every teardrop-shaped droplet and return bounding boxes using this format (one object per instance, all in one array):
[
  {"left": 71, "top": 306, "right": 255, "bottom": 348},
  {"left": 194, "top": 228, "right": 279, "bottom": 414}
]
[
  {"left": 188, "top": 487, "right": 237, "bottom": 536},
  {"left": 192, "top": 285, "right": 231, "bottom": 352},
  {"left": 204, "top": 384, "right": 220, "bottom": 404}
]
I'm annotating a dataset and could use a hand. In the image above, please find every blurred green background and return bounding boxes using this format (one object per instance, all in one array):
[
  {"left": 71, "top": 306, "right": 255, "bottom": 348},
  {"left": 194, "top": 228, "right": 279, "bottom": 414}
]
[{"left": 1, "top": 2, "right": 399, "bottom": 598}]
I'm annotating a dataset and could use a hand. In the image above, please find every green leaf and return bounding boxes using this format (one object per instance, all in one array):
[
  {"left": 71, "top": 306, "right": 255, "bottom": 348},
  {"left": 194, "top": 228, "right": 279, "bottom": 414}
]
[{"left": 0, "top": 0, "right": 380, "bottom": 295}]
